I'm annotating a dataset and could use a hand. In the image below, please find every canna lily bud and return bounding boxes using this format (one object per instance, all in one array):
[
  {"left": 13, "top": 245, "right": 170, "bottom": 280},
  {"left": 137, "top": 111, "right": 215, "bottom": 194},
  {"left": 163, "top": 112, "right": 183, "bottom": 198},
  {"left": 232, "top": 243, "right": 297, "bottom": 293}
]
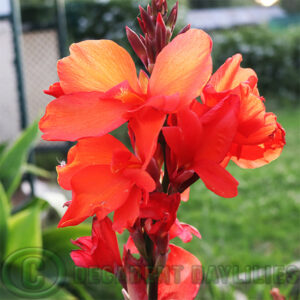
[
  {"left": 139, "top": 6, "right": 155, "bottom": 38},
  {"left": 166, "top": 1, "right": 178, "bottom": 31},
  {"left": 155, "top": 13, "right": 167, "bottom": 53},
  {"left": 126, "top": 27, "right": 148, "bottom": 67},
  {"left": 178, "top": 24, "right": 191, "bottom": 35}
]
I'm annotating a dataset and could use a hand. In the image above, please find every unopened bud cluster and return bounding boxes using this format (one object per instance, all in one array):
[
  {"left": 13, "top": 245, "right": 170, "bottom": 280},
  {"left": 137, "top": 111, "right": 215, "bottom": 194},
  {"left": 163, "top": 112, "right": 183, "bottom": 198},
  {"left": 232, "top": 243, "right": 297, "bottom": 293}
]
[{"left": 126, "top": 0, "right": 190, "bottom": 73}]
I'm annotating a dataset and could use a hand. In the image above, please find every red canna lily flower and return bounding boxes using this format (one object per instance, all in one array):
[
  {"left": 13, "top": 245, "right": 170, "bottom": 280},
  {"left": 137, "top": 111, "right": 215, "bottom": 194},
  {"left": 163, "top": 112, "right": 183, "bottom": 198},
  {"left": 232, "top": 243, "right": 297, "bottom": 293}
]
[
  {"left": 202, "top": 54, "right": 285, "bottom": 168},
  {"left": 39, "top": 29, "right": 212, "bottom": 165},
  {"left": 140, "top": 192, "right": 181, "bottom": 241},
  {"left": 57, "top": 135, "right": 155, "bottom": 231},
  {"left": 72, "top": 217, "right": 202, "bottom": 300},
  {"left": 71, "top": 216, "right": 122, "bottom": 273},
  {"left": 163, "top": 95, "right": 240, "bottom": 198},
  {"left": 140, "top": 192, "right": 201, "bottom": 243}
]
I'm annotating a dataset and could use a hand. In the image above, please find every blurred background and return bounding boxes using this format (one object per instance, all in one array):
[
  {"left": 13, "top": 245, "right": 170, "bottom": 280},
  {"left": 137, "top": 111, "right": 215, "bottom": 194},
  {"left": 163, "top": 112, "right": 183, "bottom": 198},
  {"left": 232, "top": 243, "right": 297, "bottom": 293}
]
[{"left": 0, "top": 0, "right": 299, "bottom": 299}]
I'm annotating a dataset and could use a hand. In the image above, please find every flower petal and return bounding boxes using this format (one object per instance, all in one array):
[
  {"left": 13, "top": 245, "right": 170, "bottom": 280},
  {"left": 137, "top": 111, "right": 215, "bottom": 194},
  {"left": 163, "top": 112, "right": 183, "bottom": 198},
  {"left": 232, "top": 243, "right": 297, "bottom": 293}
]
[
  {"left": 208, "top": 54, "right": 257, "bottom": 92},
  {"left": 57, "top": 135, "right": 130, "bottom": 190},
  {"left": 128, "top": 107, "right": 166, "bottom": 167},
  {"left": 193, "top": 160, "right": 239, "bottom": 198},
  {"left": 230, "top": 122, "right": 285, "bottom": 169},
  {"left": 158, "top": 245, "right": 202, "bottom": 300},
  {"left": 149, "top": 29, "right": 212, "bottom": 103},
  {"left": 169, "top": 219, "right": 201, "bottom": 243},
  {"left": 113, "top": 186, "right": 142, "bottom": 233},
  {"left": 58, "top": 40, "right": 139, "bottom": 93},
  {"left": 71, "top": 217, "right": 122, "bottom": 272},
  {"left": 39, "top": 92, "right": 130, "bottom": 141},
  {"left": 197, "top": 95, "right": 240, "bottom": 163},
  {"left": 44, "top": 82, "right": 64, "bottom": 98},
  {"left": 58, "top": 165, "right": 132, "bottom": 227}
]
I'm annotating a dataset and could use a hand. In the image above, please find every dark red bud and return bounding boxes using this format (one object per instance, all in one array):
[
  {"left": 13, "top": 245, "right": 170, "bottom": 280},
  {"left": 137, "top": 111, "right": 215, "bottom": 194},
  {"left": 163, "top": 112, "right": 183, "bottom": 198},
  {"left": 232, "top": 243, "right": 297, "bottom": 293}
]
[
  {"left": 137, "top": 17, "right": 146, "bottom": 34},
  {"left": 161, "top": 0, "right": 168, "bottom": 16},
  {"left": 126, "top": 26, "right": 148, "bottom": 67},
  {"left": 145, "top": 34, "right": 155, "bottom": 65},
  {"left": 155, "top": 13, "right": 167, "bottom": 52},
  {"left": 140, "top": 6, "right": 155, "bottom": 38},
  {"left": 147, "top": 4, "right": 152, "bottom": 15},
  {"left": 178, "top": 24, "right": 191, "bottom": 35},
  {"left": 166, "top": 1, "right": 178, "bottom": 31},
  {"left": 151, "top": 0, "right": 157, "bottom": 15},
  {"left": 139, "top": 34, "right": 146, "bottom": 44}
]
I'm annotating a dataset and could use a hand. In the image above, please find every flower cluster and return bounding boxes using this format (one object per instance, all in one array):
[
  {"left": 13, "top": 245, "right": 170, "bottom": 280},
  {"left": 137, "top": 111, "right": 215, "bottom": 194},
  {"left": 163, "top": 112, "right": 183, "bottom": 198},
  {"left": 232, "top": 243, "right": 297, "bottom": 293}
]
[{"left": 39, "top": 1, "right": 285, "bottom": 299}]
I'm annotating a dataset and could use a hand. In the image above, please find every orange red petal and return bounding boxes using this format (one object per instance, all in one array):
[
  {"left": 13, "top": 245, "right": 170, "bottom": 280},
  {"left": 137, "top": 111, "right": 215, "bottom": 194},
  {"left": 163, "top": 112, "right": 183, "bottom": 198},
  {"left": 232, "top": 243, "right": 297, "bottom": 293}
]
[
  {"left": 57, "top": 135, "right": 130, "bottom": 190},
  {"left": 194, "top": 160, "right": 238, "bottom": 198},
  {"left": 158, "top": 244, "right": 202, "bottom": 300},
  {"left": 208, "top": 54, "right": 256, "bottom": 92},
  {"left": 149, "top": 29, "right": 212, "bottom": 104},
  {"left": 58, "top": 40, "right": 140, "bottom": 94},
  {"left": 58, "top": 165, "right": 132, "bottom": 227},
  {"left": 39, "top": 92, "right": 131, "bottom": 141}
]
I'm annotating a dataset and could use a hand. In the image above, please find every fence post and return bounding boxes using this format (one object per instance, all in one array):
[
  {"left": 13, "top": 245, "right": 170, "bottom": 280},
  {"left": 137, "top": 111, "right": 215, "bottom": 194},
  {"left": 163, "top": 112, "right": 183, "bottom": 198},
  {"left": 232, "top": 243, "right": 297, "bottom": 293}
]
[
  {"left": 56, "top": 0, "right": 68, "bottom": 58},
  {"left": 10, "top": 0, "right": 27, "bottom": 130}
]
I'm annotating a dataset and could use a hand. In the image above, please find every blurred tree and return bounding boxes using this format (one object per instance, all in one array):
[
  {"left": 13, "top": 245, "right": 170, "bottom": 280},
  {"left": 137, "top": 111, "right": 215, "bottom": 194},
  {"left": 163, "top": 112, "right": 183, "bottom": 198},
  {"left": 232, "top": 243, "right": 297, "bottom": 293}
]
[
  {"left": 189, "top": 0, "right": 232, "bottom": 8},
  {"left": 281, "top": 0, "right": 300, "bottom": 13}
]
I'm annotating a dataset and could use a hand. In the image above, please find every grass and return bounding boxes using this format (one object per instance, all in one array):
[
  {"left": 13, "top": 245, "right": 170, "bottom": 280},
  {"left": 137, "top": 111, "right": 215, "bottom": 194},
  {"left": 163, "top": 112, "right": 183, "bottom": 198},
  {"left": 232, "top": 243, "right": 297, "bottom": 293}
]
[{"left": 175, "top": 106, "right": 300, "bottom": 298}]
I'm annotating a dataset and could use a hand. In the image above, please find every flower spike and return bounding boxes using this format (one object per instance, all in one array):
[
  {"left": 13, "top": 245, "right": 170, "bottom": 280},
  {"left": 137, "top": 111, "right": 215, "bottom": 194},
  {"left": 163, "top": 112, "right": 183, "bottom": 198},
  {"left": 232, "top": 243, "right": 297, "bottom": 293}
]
[{"left": 127, "top": 1, "right": 189, "bottom": 73}]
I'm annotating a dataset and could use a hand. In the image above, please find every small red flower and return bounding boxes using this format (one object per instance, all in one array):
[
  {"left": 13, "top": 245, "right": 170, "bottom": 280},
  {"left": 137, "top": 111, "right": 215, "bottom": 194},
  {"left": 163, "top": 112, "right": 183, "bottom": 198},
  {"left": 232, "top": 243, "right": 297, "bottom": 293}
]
[
  {"left": 71, "top": 217, "right": 202, "bottom": 300},
  {"left": 71, "top": 217, "right": 122, "bottom": 273},
  {"left": 163, "top": 95, "right": 240, "bottom": 198}
]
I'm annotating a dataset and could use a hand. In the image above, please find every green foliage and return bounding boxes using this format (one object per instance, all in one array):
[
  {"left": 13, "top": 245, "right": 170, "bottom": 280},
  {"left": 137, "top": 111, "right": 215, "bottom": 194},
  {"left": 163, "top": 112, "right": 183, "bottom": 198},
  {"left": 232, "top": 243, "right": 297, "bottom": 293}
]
[
  {"left": 0, "top": 122, "right": 38, "bottom": 197},
  {"left": 211, "top": 25, "right": 300, "bottom": 104},
  {"left": 0, "top": 125, "right": 80, "bottom": 299},
  {"left": 5, "top": 206, "right": 42, "bottom": 264},
  {"left": 0, "top": 183, "right": 9, "bottom": 261},
  {"left": 281, "top": 0, "right": 300, "bottom": 14}
]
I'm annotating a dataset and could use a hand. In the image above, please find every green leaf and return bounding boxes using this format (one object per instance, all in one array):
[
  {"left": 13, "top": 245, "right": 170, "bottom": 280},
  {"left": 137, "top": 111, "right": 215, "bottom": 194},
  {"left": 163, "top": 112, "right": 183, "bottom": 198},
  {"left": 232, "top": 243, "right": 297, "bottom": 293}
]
[
  {"left": 0, "top": 182, "right": 9, "bottom": 261},
  {"left": 0, "top": 266, "right": 77, "bottom": 300},
  {"left": 5, "top": 205, "right": 42, "bottom": 266},
  {"left": 6, "top": 173, "right": 22, "bottom": 200},
  {"left": 0, "top": 122, "right": 39, "bottom": 193},
  {"left": 62, "top": 281, "right": 94, "bottom": 300},
  {"left": 43, "top": 225, "right": 91, "bottom": 255},
  {"left": 11, "top": 196, "right": 48, "bottom": 215},
  {"left": 22, "top": 163, "right": 52, "bottom": 179},
  {"left": 0, "top": 142, "right": 7, "bottom": 159},
  {"left": 43, "top": 225, "right": 91, "bottom": 277}
]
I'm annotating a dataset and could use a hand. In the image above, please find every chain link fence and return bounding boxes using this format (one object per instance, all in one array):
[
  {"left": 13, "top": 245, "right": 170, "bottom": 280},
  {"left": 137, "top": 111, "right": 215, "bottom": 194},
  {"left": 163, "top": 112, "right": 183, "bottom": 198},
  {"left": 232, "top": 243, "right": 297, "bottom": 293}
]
[
  {"left": 0, "top": 0, "right": 68, "bottom": 152},
  {"left": 0, "top": 20, "right": 20, "bottom": 143}
]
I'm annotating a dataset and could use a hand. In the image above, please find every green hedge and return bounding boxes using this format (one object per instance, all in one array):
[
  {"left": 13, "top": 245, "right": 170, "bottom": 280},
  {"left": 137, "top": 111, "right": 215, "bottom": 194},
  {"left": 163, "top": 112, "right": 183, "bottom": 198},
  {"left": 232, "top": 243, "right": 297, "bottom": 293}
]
[{"left": 211, "top": 25, "right": 300, "bottom": 104}]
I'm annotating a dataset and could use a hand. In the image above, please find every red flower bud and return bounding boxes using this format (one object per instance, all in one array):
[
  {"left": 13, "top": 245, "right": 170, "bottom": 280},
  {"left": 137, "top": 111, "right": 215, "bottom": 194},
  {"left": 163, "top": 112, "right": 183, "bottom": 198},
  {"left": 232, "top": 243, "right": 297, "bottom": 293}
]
[
  {"left": 178, "top": 24, "right": 191, "bottom": 35},
  {"left": 139, "top": 6, "right": 155, "bottom": 38},
  {"left": 166, "top": 1, "right": 178, "bottom": 31},
  {"left": 126, "top": 26, "right": 148, "bottom": 68}
]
